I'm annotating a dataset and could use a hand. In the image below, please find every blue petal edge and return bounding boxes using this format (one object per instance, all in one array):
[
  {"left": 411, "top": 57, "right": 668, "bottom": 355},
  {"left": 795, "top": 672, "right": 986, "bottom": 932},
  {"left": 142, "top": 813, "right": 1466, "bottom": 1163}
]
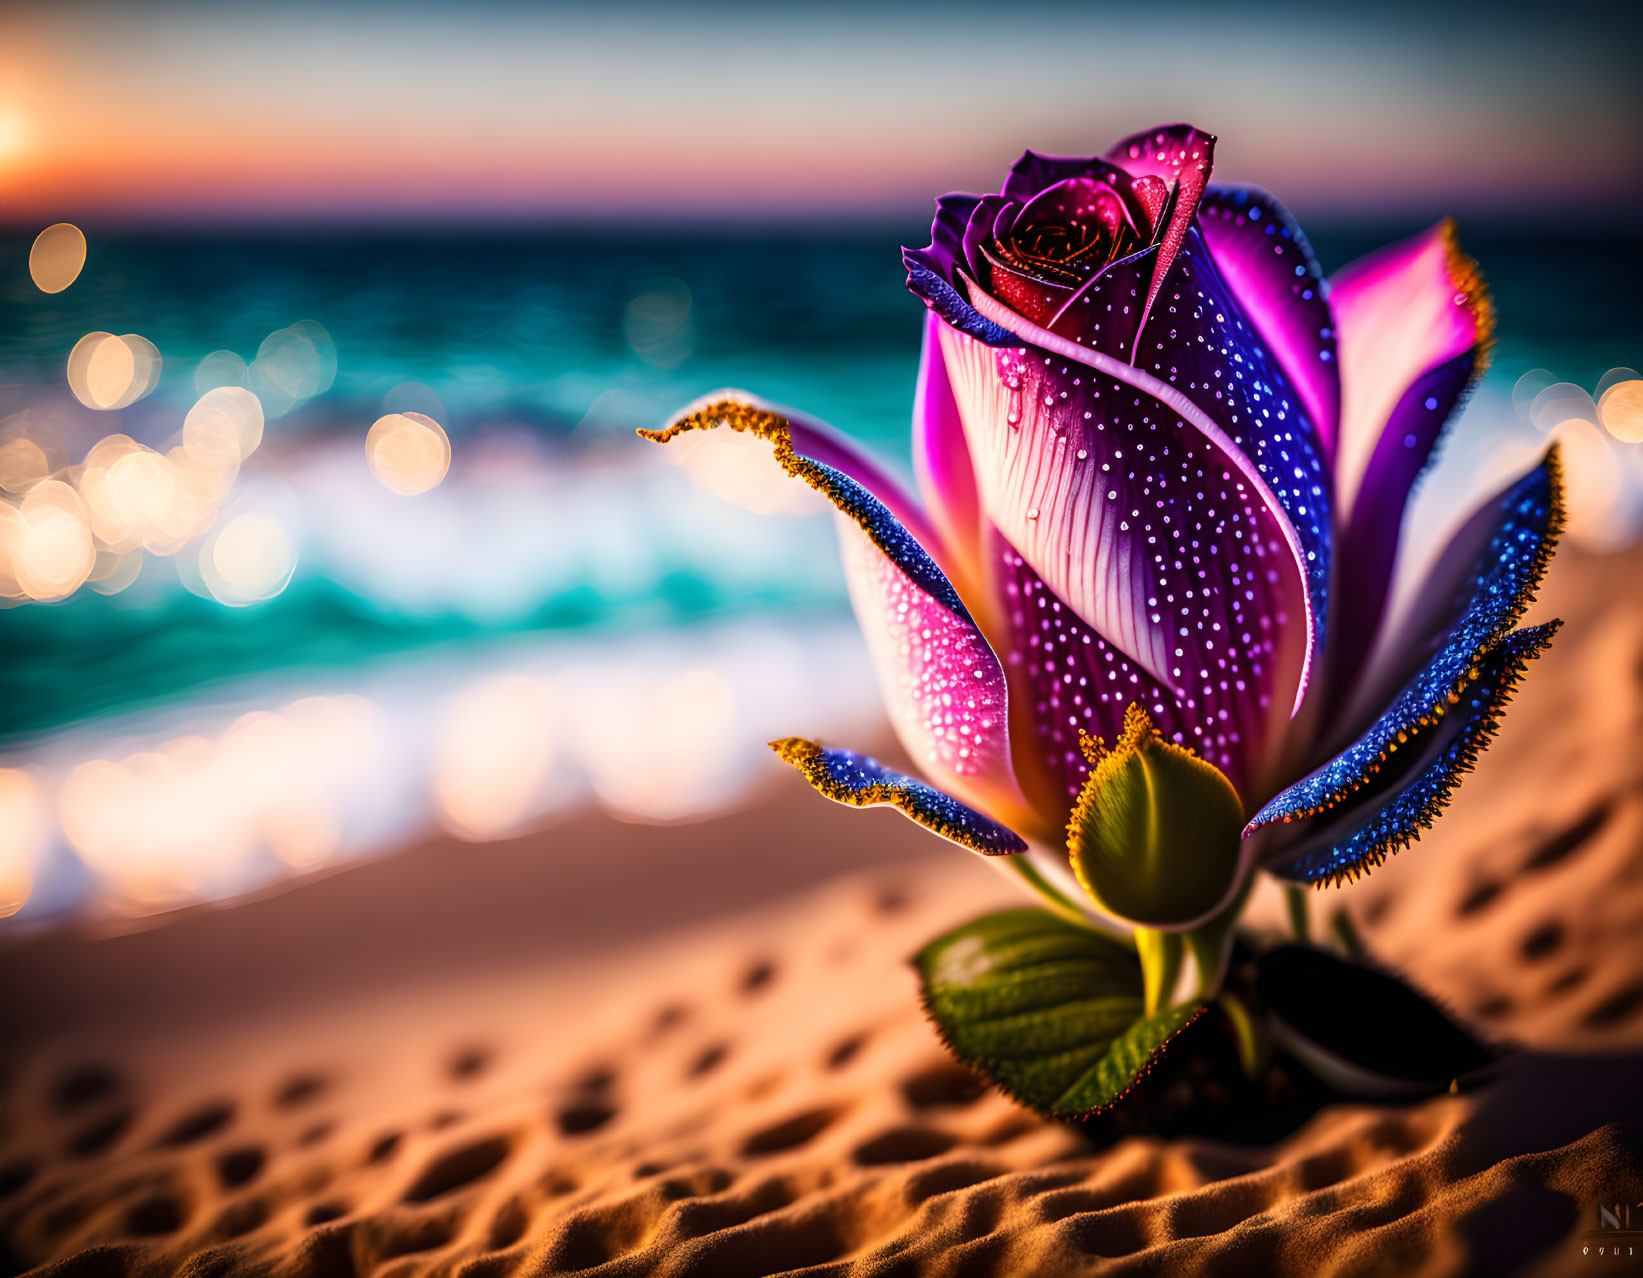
[
  {"left": 641, "top": 399, "right": 974, "bottom": 623},
  {"left": 1196, "top": 183, "right": 1338, "bottom": 441},
  {"left": 1260, "top": 623, "right": 1558, "bottom": 885},
  {"left": 904, "top": 248, "right": 1019, "bottom": 347},
  {"left": 1250, "top": 449, "right": 1563, "bottom": 841},
  {"left": 770, "top": 739, "right": 1027, "bottom": 856}
]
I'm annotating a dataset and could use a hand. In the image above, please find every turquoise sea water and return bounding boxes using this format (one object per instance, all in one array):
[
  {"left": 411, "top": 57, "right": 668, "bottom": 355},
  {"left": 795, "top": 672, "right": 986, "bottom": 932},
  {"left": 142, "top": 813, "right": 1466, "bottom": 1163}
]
[{"left": 0, "top": 218, "right": 1638, "bottom": 744}]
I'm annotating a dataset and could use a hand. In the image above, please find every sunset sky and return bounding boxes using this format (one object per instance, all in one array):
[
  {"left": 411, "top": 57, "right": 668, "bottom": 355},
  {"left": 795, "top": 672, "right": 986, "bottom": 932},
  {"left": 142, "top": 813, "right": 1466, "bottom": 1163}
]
[{"left": 2, "top": 0, "right": 1640, "bottom": 224}]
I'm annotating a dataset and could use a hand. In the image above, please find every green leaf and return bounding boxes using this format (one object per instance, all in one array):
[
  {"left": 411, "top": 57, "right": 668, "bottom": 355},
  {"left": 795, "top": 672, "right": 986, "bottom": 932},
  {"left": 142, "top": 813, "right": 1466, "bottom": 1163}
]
[
  {"left": 1067, "top": 705, "right": 1245, "bottom": 927},
  {"left": 916, "top": 908, "right": 1204, "bottom": 1117},
  {"left": 1255, "top": 945, "right": 1494, "bottom": 1095}
]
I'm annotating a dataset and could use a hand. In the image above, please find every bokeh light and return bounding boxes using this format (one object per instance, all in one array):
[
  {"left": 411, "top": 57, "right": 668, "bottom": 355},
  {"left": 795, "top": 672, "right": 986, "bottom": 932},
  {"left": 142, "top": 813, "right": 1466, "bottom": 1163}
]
[
  {"left": 624, "top": 276, "right": 694, "bottom": 369},
  {"left": 581, "top": 668, "right": 737, "bottom": 823},
  {"left": 76, "top": 431, "right": 238, "bottom": 559},
  {"left": 434, "top": 672, "right": 558, "bottom": 840},
  {"left": 248, "top": 321, "right": 337, "bottom": 417},
  {"left": 1511, "top": 369, "right": 1556, "bottom": 418},
  {"left": 65, "top": 331, "right": 163, "bottom": 411},
  {"left": 1596, "top": 367, "right": 1640, "bottom": 398},
  {"left": 1527, "top": 382, "right": 1597, "bottom": 433},
  {"left": 87, "top": 446, "right": 170, "bottom": 549},
  {"left": 28, "top": 223, "right": 87, "bottom": 294},
  {"left": 381, "top": 381, "right": 447, "bottom": 423},
  {"left": 1597, "top": 377, "right": 1643, "bottom": 444},
  {"left": 215, "top": 711, "right": 329, "bottom": 870},
  {"left": 0, "top": 438, "right": 51, "bottom": 494},
  {"left": 194, "top": 349, "right": 249, "bottom": 395},
  {"left": 66, "top": 332, "right": 125, "bottom": 409},
  {"left": 86, "top": 549, "right": 143, "bottom": 596},
  {"left": 1551, "top": 419, "right": 1627, "bottom": 548},
  {"left": 123, "top": 335, "right": 163, "bottom": 400},
  {"left": 0, "top": 481, "right": 96, "bottom": 603},
  {"left": 366, "top": 411, "right": 451, "bottom": 495},
  {"left": 56, "top": 695, "right": 380, "bottom": 912},
  {"left": 671, "top": 428, "right": 825, "bottom": 516},
  {"left": 185, "top": 385, "right": 265, "bottom": 463},
  {"left": 0, "top": 769, "right": 44, "bottom": 918},
  {"left": 78, "top": 435, "right": 154, "bottom": 549},
  {"left": 200, "top": 511, "right": 296, "bottom": 606},
  {"left": 0, "top": 613, "right": 879, "bottom": 921}
]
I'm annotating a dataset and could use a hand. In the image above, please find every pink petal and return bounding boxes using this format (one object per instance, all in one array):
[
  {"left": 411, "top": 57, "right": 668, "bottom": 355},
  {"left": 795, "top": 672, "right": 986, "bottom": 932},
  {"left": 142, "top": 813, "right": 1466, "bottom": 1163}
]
[
  {"left": 838, "top": 511, "right": 1029, "bottom": 827},
  {"left": 912, "top": 311, "right": 984, "bottom": 581},
  {"left": 642, "top": 393, "right": 1030, "bottom": 828},
  {"left": 1327, "top": 221, "right": 1493, "bottom": 692},
  {"left": 1331, "top": 220, "right": 1491, "bottom": 521}
]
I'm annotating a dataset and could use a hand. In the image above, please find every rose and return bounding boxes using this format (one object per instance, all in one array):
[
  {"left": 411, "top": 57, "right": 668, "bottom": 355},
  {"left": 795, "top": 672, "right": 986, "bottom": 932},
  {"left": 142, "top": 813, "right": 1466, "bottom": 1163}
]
[{"left": 643, "top": 123, "right": 1561, "bottom": 1116}]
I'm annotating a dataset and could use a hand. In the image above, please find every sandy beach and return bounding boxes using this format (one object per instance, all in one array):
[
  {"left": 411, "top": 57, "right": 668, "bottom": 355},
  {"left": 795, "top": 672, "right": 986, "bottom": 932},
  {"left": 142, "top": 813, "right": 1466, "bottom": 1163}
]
[{"left": 2, "top": 544, "right": 1641, "bottom": 1277}]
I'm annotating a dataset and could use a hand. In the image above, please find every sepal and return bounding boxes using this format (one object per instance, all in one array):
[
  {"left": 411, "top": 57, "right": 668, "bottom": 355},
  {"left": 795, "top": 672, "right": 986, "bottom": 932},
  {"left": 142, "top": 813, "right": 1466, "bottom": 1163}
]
[{"left": 1067, "top": 706, "right": 1245, "bottom": 927}]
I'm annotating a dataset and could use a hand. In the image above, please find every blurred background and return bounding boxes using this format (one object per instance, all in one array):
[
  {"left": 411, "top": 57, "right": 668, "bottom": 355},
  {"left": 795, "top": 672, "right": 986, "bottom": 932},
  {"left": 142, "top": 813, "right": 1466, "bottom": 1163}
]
[{"left": 1, "top": 0, "right": 1640, "bottom": 926}]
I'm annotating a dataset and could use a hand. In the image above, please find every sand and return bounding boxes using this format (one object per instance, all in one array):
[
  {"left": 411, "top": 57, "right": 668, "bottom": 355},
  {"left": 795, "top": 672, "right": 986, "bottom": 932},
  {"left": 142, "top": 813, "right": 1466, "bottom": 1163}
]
[{"left": 3, "top": 545, "right": 1642, "bottom": 1278}]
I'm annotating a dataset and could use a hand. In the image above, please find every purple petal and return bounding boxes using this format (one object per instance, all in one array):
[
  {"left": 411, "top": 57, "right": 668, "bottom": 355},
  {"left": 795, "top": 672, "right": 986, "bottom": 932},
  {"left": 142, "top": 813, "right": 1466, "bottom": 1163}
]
[
  {"left": 1042, "top": 234, "right": 1334, "bottom": 695},
  {"left": 769, "top": 738, "right": 1027, "bottom": 856},
  {"left": 971, "top": 233, "right": 1333, "bottom": 712},
  {"left": 905, "top": 193, "right": 1021, "bottom": 346},
  {"left": 1104, "top": 124, "right": 1217, "bottom": 342},
  {"left": 928, "top": 191, "right": 983, "bottom": 279},
  {"left": 1254, "top": 449, "right": 1563, "bottom": 867},
  {"left": 1196, "top": 184, "right": 1340, "bottom": 453},
  {"left": 1126, "top": 230, "right": 1333, "bottom": 669},
  {"left": 1328, "top": 352, "right": 1477, "bottom": 692},
  {"left": 1003, "top": 149, "right": 1134, "bottom": 203},
  {"left": 961, "top": 194, "right": 1017, "bottom": 282},
  {"left": 993, "top": 532, "right": 1286, "bottom": 821},
  {"left": 936, "top": 316, "right": 1311, "bottom": 789},
  {"left": 1327, "top": 221, "right": 1494, "bottom": 687}
]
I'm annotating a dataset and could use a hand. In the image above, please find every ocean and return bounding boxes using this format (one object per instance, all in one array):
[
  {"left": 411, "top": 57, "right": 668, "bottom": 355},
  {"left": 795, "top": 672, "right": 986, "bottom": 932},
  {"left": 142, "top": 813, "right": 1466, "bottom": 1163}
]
[{"left": 1, "top": 216, "right": 1637, "bottom": 920}]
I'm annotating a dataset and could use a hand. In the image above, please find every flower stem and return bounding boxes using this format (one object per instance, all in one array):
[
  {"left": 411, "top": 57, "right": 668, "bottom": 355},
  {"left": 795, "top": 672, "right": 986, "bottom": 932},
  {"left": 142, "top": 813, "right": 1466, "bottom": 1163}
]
[
  {"left": 1329, "top": 906, "right": 1363, "bottom": 958},
  {"left": 1216, "top": 990, "right": 1271, "bottom": 1080},
  {"left": 1285, "top": 883, "right": 1311, "bottom": 942},
  {"left": 1135, "top": 927, "right": 1184, "bottom": 1015},
  {"left": 1004, "top": 853, "right": 1103, "bottom": 929}
]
